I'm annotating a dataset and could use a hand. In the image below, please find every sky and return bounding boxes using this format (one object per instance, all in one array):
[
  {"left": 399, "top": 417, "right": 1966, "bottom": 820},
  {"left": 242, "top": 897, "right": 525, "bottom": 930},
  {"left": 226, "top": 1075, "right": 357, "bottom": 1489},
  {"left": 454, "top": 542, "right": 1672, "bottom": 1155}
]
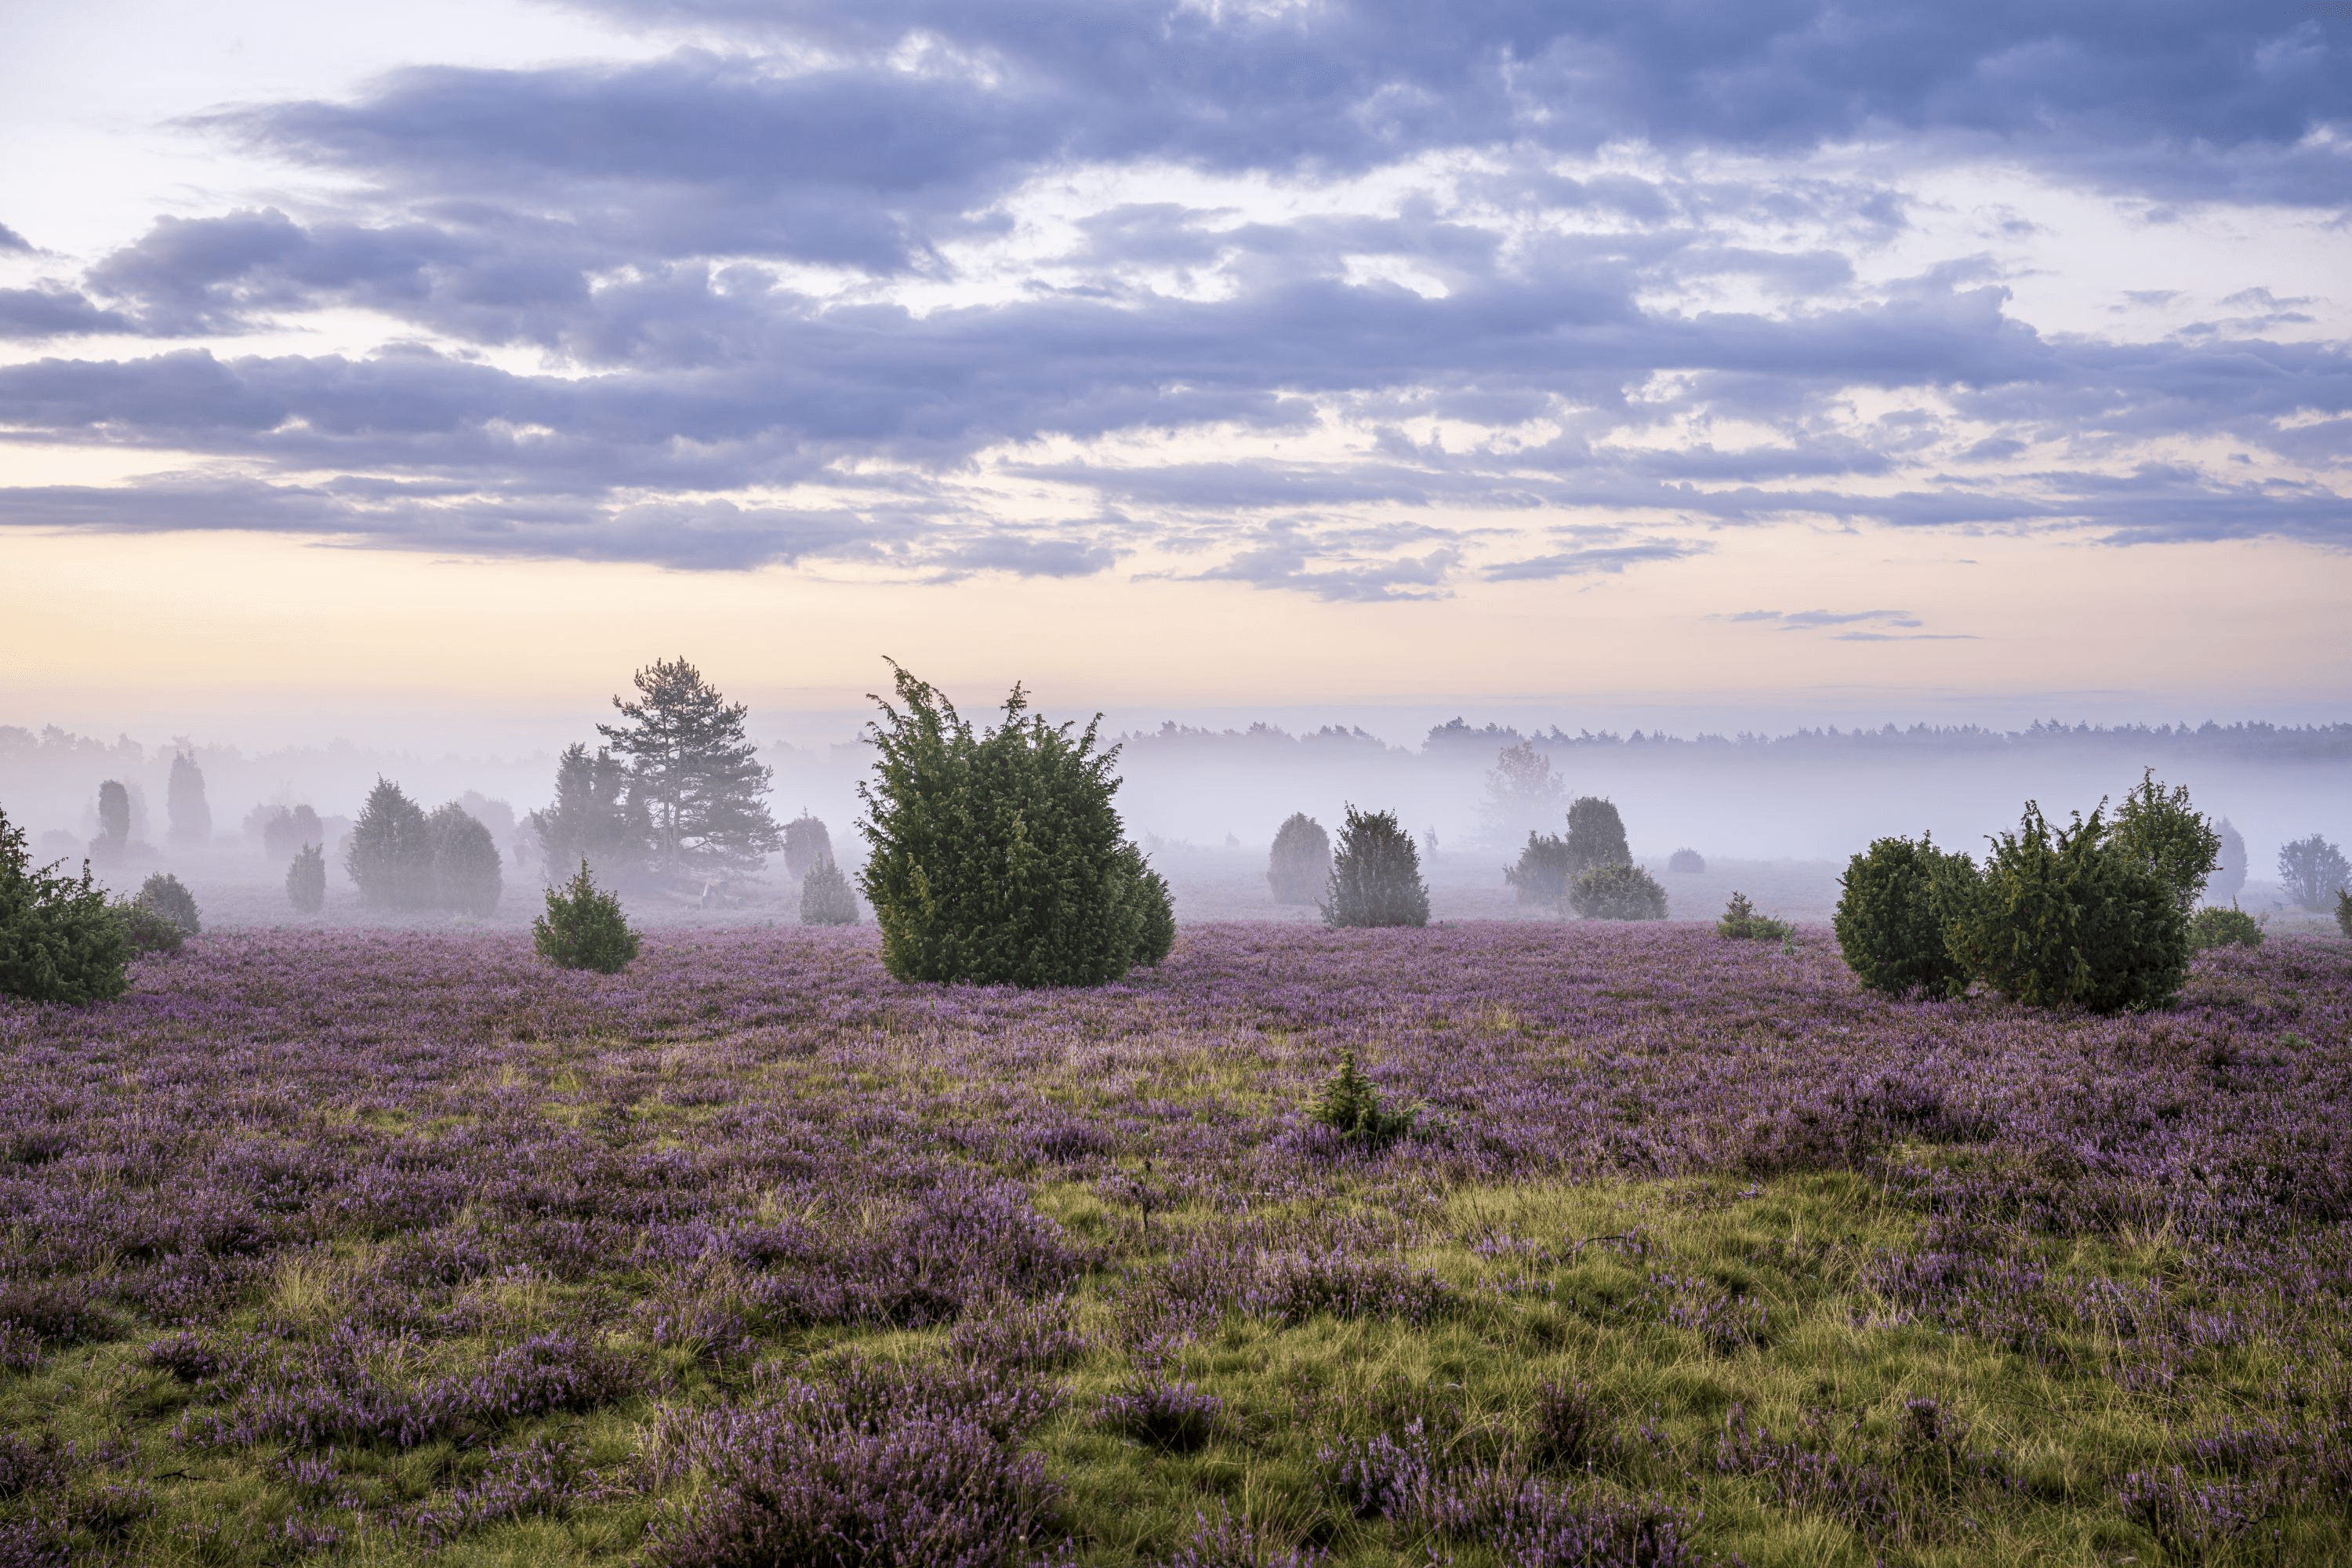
[{"left": 2, "top": 0, "right": 2349, "bottom": 740}]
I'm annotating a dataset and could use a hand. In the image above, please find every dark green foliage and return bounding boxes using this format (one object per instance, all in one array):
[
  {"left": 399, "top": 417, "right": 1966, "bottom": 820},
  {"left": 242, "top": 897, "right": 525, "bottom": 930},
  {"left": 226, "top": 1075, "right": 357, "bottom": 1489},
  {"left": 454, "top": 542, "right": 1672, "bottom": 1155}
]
[
  {"left": 597, "top": 658, "right": 782, "bottom": 880},
  {"left": 1833, "top": 834, "right": 1977, "bottom": 999},
  {"left": 0, "top": 806, "right": 127, "bottom": 1004},
  {"left": 136, "top": 872, "right": 200, "bottom": 936},
  {"left": 1310, "top": 1051, "right": 1417, "bottom": 1149},
  {"left": 1320, "top": 805, "right": 1428, "bottom": 929},
  {"left": 1266, "top": 811, "right": 1331, "bottom": 905},
  {"left": 2187, "top": 903, "right": 2263, "bottom": 952},
  {"left": 782, "top": 813, "right": 834, "bottom": 880},
  {"left": 800, "top": 857, "right": 860, "bottom": 925},
  {"left": 428, "top": 803, "right": 503, "bottom": 917},
  {"left": 2108, "top": 769, "right": 2220, "bottom": 913},
  {"left": 858, "top": 663, "right": 1174, "bottom": 986},
  {"left": 111, "top": 899, "right": 183, "bottom": 956},
  {"left": 347, "top": 777, "right": 434, "bottom": 910},
  {"left": 1946, "top": 803, "right": 2190, "bottom": 1014},
  {"left": 1718, "top": 891, "right": 1791, "bottom": 942},
  {"left": 166, "top": 750, "right": 211, "bottom": 848},
  {"left": 1569, "top": 860, "right": 1669, "bottom": 920},
  {"left": 528, "top": 743, "right": 648, "bottom": 884},
  {"left": 285, "top": 843, "right": 325, "bottom": 913},
  {"left": 2278, "top": 833, "right": 2350, "bottom": 910},
  {"left": 1504, "top": 831, "right": 1571, "bottom": 909},
  {"left": 93, "top": 779, "right": 129, "bottom": 860},
  {"left": 533, "top": 861, "right": 640, "bottom": 973},
  {"left": 1668, "top": 847, "right": 1705, "bottom": 873},
  {"left": 1563, "top": 796, "right": 1630, "bottom": 877}
]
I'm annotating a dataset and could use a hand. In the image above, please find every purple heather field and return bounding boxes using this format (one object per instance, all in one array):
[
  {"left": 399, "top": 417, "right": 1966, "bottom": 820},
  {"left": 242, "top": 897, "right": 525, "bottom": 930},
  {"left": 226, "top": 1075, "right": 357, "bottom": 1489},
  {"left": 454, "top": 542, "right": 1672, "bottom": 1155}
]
[{"left": 3, "top": 921, "right": 2350, "bottom": 1563}]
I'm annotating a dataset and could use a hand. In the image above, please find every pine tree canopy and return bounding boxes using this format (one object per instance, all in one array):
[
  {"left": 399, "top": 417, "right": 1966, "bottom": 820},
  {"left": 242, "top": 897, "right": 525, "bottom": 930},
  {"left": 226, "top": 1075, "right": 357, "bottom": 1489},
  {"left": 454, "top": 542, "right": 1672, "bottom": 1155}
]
[{"left": 597, "top": 658, "right": 782, "bottom": 880}]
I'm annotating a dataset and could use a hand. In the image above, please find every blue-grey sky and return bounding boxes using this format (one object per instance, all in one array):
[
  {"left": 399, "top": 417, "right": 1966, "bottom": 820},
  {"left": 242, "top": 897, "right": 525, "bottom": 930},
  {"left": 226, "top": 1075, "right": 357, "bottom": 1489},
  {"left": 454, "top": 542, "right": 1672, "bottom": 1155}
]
[{"left": 0, "top": 0, "right": 2347, "bottom": 725}]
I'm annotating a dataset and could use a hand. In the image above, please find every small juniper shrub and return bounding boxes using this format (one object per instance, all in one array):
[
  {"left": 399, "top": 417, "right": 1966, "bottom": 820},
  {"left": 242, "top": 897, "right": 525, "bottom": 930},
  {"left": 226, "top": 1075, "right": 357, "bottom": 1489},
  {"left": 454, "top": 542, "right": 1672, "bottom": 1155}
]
[
  {"left": 109, "top": 899, "right": 183, "bottom": 957},
  {"left": 0, "top": 806, "right": 127, "bottom": 1004},
  {"left": 781, "top": 811, "right": 833, "bottom": 879},
  {"left": 799, "top": 856, "right": 859, "bottom": 925},
  {"left": 1833, "top": 832, "right": 1976, "bottom": 998},
  {"left": 1568, "top": 862, "right": 1669, "bottom": 920},
  {"left": 533, "top": 860, "right": 641, "bottom": 974},
  {"left": 1716, "top": 891, "right": 1791, "bottom": 942},
  {"left": 1667, "top": 846, "right": 1704, "bottom": 873},
  {"left": 1320, "top": 805, "right": 1428, "bottom": 928},
  {"left": 2339, "top": 887, "right": 2352, "bottom": 939},
  {"left": 1095, "top": 1374, "right": 1223, "bottom": 1451},
  {"left": 1563, "top": 796, "right": 1631, "bottom": 877},
  {"left": 1505, "top": 832, "right": 1572, "bottom": 910},
  {"left": 1266, "top": 812, "right": 1332, "bottom": 906},
  {"left": 2188, "top": 902, "right": 2264, "bottom": 952},
  {"left": 285, "top": 843, "right": 325, "bottom": 914},
  {"left": 135, "top": 872, "right": 199, "bottom": 936},
  {"left": 1310, "top": 1052, "right": 1417, "bottom": 1149}
]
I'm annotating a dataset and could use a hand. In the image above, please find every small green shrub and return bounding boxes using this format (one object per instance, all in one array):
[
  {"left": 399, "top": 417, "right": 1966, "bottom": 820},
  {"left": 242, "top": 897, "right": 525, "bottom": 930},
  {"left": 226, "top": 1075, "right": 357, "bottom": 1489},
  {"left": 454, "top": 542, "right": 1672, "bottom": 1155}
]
[
  {"left": 1310, "top": 1052, "right": 1417, "bottom": 1149},
  {"left": 136, "top": 872, "right": 200, "bottom": 937},
  {"left": 800, "top": 856, "right": 860, "bottom": 925},
  {"left": 1267, "top": 812, "right": 1332, "bottom": 906},
  {"left": 111, "top": 900, "right": 183, "bottom": 956},
  {"left": 1945, "top": 803, "right": 2188, "bottom": 1014},
  {"left": 2108, "top": 769, "right": 2220, "bottom": 913},
  {"left": 285, "top": 843, "right": 325, "bottom": 913},
  {"left": 1504, "top": 831, "right": 1571, "bottom": 910},
  {"left": 858, "top": 663, "right": 1172, "bottom": 986},
  {"left": 533, "top": 861, "right": 641, "bottom": 974},
  {"left": 1321, "top": 805, "right": 1429, "bottom": 929},
  {"left": 1833, "top": 833, "right": 1976, "bottom": 998},
  {"left": 1717, "top": 891, "right": 1790, "bottom": 942},
  {"left": 2187, "top": 903, "right": 2263, "bottom": 952},
  {"left": 0, "top": 806, "right": 128, "bottom": 1004},
  {"left": 1569, "top": 862, "right": 1668, "bottom": 920}
]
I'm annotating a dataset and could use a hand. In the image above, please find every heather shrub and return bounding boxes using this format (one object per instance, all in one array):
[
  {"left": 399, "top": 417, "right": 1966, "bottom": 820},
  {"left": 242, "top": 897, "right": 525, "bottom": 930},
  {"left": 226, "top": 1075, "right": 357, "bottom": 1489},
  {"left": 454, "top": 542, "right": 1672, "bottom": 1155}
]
[
  {"left": 0, "top": 807, "right": 128, "bottom": 1004},
  {"left": 1833, "top": 834, "right": 1976, "bottom": 998},
  {"left": 285, "top": 844, "right": 325, "bottom": 913},
  {"left": 1321, "top": 805, "right": 1428, "bottom": 929},
  {"left": 2188, "top": 903, "right": 2263, "bottom": 952},
  {"left": 1310, "top": 1052, "right": 1417, "bottom": 1149},
  {"left": 800, "top": 856, "right": 859, "bottom": 925},
  {"left": 2108, "top": 769, "right": 2220, "bottom": 913},
  {"left": 110, "top": 899, "right": 183, "bottom": 957},
  {"left": 1945, "top": 803, "right": 2189, "bottom": 1014},
  {"left": 136, "top": 871, "right": 200, "bottom": 936},
  {"left": 1504, "top": 831, "right": 1571, "bottom": 909},
  {"left": 1717, "top": 891, "right": 1789, "bottom": 942},
  {"left": 1563, "top": 796, "right": 1630, "bottom": 877},
  {"left": 427, "top": 803, "right": 502, "bottom": 916},
  {"left": 1569, "top": 861, "right": 1668, "bottom": 920},
  {"left": 347, "top": 778, "right": 435, "bottom": 910},
  {"left": 859, "top": 663, "right": 1174, "bottom": 986},
  {"left": 782, "top": 812, "right": 834, "bottom": 880},
  {"left": 1095, "top": 1375, "right": 1222, "bottom": 1451},
  {"left": 533, "top": 861, "right": 640, "bottom": 973},
  {"left": 1266, "top": 812, "right": 1331, "bottom": 905},
  {"left": 2278, "top": 833, "right": 2350, "bottom": 910},
  {"left": 1668, "top": 847, "right": 1705, "bottom": 873}
]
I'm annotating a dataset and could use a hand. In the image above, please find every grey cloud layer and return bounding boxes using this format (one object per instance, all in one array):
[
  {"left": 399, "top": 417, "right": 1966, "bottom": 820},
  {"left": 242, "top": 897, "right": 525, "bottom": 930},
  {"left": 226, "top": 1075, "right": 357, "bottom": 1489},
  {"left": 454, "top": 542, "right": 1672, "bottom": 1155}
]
[{"left": 1, "top": 0, "right": 2347, "bottom": 589}]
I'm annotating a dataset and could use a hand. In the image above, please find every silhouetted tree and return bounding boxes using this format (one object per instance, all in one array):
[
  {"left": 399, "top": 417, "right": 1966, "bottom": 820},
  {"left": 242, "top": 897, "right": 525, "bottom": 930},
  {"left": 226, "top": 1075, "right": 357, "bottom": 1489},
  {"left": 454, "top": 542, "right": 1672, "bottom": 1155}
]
[
  {"left": 1480, "top": 741, "right": 1564, "bottom": 846},
  {"left": 598, "top": 659, "right": 782, "bottom": 880},
  {"left": 167, "top": 751, "right": 211, "bottom": 848},
  {"left": 528, "top": 742, "right": 647, "bottom": 884},
  {"left": 428, "top": 803, "right": 503, "bottom": 916},
  {"left": 92, "top": 780, "right": 129, "bottom": 862},
  {"left": 347, "top": 778, "right": 435, "bottom": 911},
  {"left": 2209, "top": 818, "right": 2248, "bottom": 904},
  {"left": 260, "top": 804, "right": 324, "bottom": 862},
  {"left": 782, "top": 813, "right": 834, "bottom": 880},
  {"left": 1267, "top": 813, "right": 1332, "bottom": 905},
  {"left": 2278, "top": 834, "right": 2350, "bottom": 910}
]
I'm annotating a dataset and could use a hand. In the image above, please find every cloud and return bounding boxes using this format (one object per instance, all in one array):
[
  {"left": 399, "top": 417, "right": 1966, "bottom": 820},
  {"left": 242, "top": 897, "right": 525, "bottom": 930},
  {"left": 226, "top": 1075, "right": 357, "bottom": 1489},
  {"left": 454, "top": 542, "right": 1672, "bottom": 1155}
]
[
  {"left": 0, "top": 223, "right": 32, "bottom": 254},
  {"left": 1726, "top": 608, "right": 1977, "bottom": 640},
  {"left": 1485, "top": 537, "right": 1711, "bottom": 581}
]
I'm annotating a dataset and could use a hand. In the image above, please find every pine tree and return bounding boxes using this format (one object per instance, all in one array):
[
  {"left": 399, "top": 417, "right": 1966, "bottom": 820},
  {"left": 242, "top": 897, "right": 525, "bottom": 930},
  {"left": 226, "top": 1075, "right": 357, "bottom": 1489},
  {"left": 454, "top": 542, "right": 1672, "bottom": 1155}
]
[
  {"left": 528, "top": 743, "right": 648, "bottom": 884},
  {"left": 597, "top": 659, "right": 782, "bottom": 880},
  {"left": 167, "top": 750, "right": 212, "bottom": 848}
]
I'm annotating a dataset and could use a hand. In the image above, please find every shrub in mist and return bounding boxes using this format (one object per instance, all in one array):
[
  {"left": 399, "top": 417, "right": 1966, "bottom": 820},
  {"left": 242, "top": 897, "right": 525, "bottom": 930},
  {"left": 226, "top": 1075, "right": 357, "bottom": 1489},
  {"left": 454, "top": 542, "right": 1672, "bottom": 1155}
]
[
  {"left": 534, "top": 861, "right": 640, "bottom": 974},
  {"left": 597, "top": 658, "right": 782, "bottom": 881},
  {"left": 1944, "top": 802, "right": 2189, "bottom": 1014},
  {"left": 1479, "top": 740, "right": 1565, "bottom": 844},
  {"left": 2187, "top": 904, "right": 2263, "bottom": 952},
  {"left": 1717, "top": 891, "right": 1790, "bottom": 942},
  {"left": 2278, "top": 833, "right": 2351, "bottom": 911},
  {"left": 1569, "top": 860, "right": 1669, "bottom": 920},
  {"left": 799, "top": 856, "right": 859, "bottom": 926},
  {"left": 110, "top": 898, "right": 183, "bottom": 957},
  {"left": 1267, "top": 812, "right": 1332, "bottom": 905},
  {"left": 347, "top": 778, "right": 435, "bottom": 911},
  {"left": 1504, "top": 831, "right": 1572, "bottom": 909},
  {"left": 1564, "top": 796, "right": 1631, "bottom": 878},
  {"left": 259, "top": 804, "right": 324, "bottom": 862},
  {"left": 2108, "top": 769, "right": 2220, "bottom": 915},
  {"left": 858, "top": 662, "right": 1174, "bottom": 985},
  {"left": 135, "top": 872, "right": 200, "bottom": 937},
  {"left": 91, "top": 780, "right": 130, "bottom": 862},
  {"left": 1668, "top": 847, "right": 1705, "bottom": 874},
  {"left": 2339, "top": 889, "right": 2352, "bottom": 941},
  {"left": 1833, "top": 834, "right": 1976, "bottom": 999},
  {"left": 285, "top": 843, "right": 326, "bottom": 914},
  {"left": 529, "top": 743, "right": 648, "bottom": 884},
  {"left": 166, "top": 750, "right": 212, "bottom": 848},
  {"left": 0, "top": 805, "right": 128, "bottom": 1004},
  {"left": 782, "top": 813, "right": 834, "bottom": 880},
  {"left": 428, "top": 803, "right": 503, "bottom": 916},
  {"left": 1321, "top": 805, "right": 1429, "bottom": 929},
  {"left": 2209, "top": 818, "right": 2248, "bottom": 904}
]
